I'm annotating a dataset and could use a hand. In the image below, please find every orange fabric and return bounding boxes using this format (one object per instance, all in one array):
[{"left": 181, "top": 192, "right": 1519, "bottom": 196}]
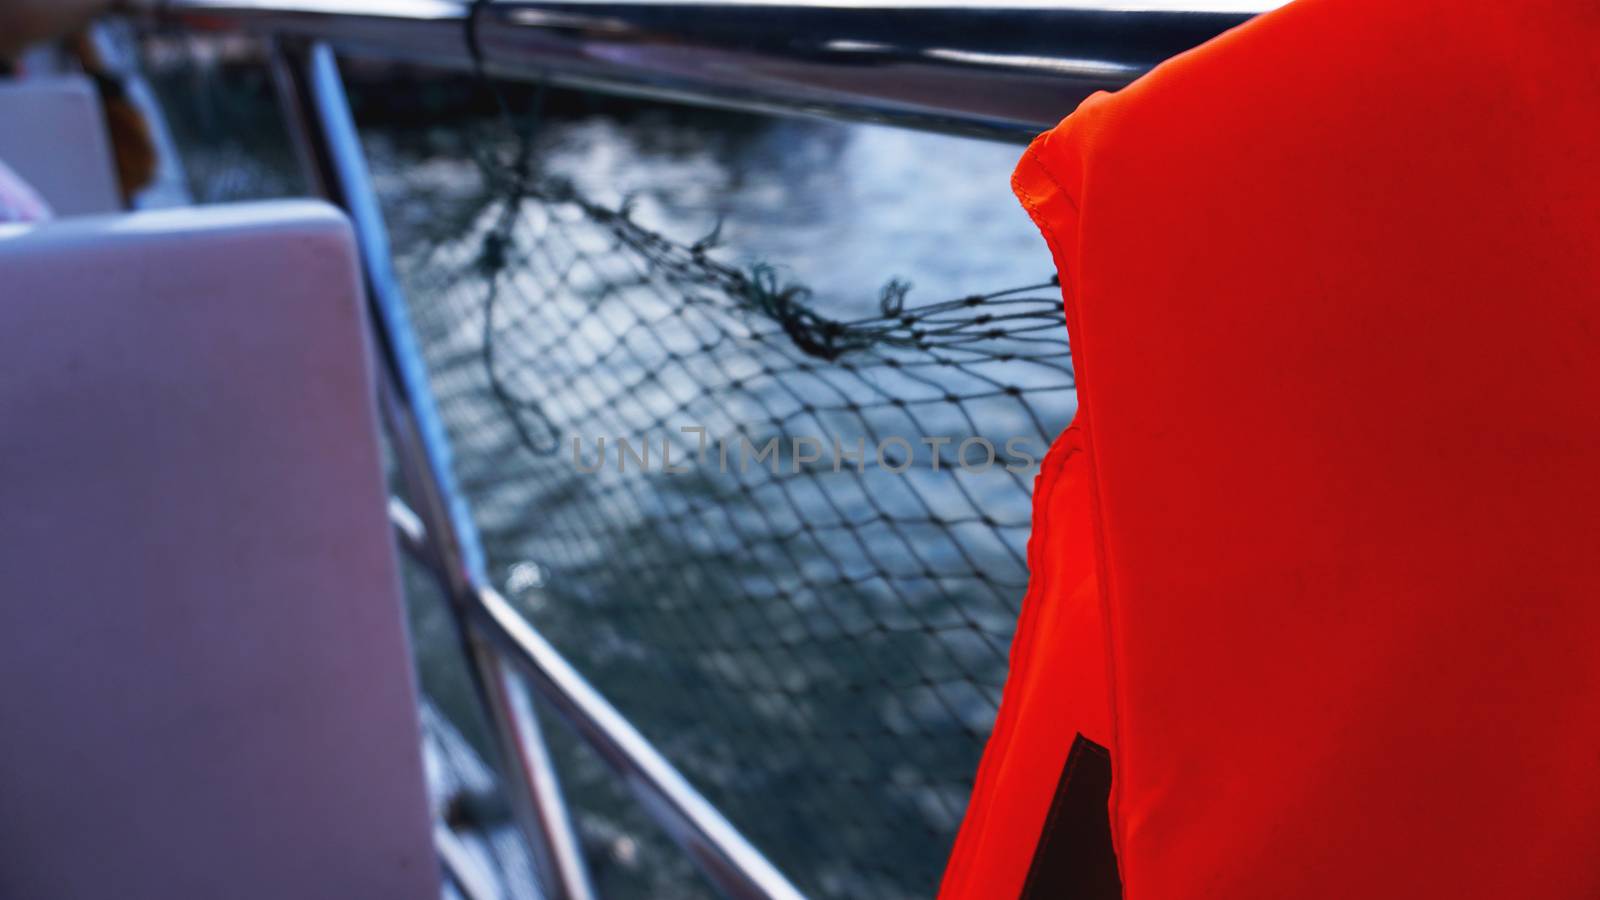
[
  {"left": 944, "top": 0, "right": 1600, "bottom": 897},
  {"left": 940, "top": 427, "right": 1110, "bottom": 900}
]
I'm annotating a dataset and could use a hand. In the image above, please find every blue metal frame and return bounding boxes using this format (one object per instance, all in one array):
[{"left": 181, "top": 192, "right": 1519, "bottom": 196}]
[{"left": 269, "top": 39, "right": 597, "bottom": 900}]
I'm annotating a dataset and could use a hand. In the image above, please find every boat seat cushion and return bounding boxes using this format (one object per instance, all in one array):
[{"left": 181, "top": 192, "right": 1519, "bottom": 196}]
[{"left": 0, "top": 201, "right": 438, "bottom": 900}]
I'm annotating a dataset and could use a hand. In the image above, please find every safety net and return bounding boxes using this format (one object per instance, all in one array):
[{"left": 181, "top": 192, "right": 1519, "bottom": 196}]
[{"left": 131, "top": 30, "right": 1076, "bottom": 900}]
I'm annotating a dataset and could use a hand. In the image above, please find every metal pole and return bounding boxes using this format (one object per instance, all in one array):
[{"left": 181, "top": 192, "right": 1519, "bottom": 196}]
[
  {"left": 474, "top": 586, "right": 810, "bottom": 900},
  {"left": 270, "top": 38, "right": 596, "bottom": 900},
  {"left": 437, "top": 823, "right": 504, "bottom": 900},
  {"left": 389, "top": 501, "right": 809, "bottom": 900},
  {"left": 149, "top": 0, "right": 1270, "bottom": 141}
]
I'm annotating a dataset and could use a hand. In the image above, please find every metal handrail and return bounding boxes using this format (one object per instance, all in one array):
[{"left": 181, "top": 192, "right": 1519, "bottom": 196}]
[
  {"left": 473, "top": 585, "right": 807, "bottom": 900},
  {"left": 148, "top": 0, "right": 1272, "bottom": 140}
]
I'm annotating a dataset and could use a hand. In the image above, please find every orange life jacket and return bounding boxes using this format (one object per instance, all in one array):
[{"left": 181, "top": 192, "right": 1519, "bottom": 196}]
[{"left": 942, "top": 1, "right": 1600, "bottom": 897}]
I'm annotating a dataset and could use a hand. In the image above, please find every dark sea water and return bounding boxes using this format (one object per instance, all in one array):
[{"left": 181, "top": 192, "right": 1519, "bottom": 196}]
[{"left": 152, "top": 59, "right": 1075, "bottom": 900}]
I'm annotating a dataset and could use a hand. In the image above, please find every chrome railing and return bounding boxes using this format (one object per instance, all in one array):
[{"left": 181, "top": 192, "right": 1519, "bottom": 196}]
[
  {"left": 148, "top": 0, "right": 1273, "bottom": 140},
  {"left": 136, "top": 3, "right": 1270, "bottom": 897}
]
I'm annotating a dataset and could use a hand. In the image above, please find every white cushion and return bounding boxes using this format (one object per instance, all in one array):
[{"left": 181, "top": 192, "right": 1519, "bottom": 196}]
[{"left": 0, "top": 76, "right": 122, "bottom": 216}]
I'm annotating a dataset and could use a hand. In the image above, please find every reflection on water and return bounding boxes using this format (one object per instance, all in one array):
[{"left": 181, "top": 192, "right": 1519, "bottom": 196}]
[{"left": 532, "top": 113, "right": 1055, "bottom": 319}]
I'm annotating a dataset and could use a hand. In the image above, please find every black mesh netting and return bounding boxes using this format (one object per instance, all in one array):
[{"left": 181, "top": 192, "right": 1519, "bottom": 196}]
[{"left": 137, "top": 34, "right": 1076, "bottom": 900}]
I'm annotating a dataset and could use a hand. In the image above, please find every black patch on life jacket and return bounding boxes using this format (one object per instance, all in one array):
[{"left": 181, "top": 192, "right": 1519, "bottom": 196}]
[{"left": 1020, "top": 734, "right": 1123, "bottom": 899}]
